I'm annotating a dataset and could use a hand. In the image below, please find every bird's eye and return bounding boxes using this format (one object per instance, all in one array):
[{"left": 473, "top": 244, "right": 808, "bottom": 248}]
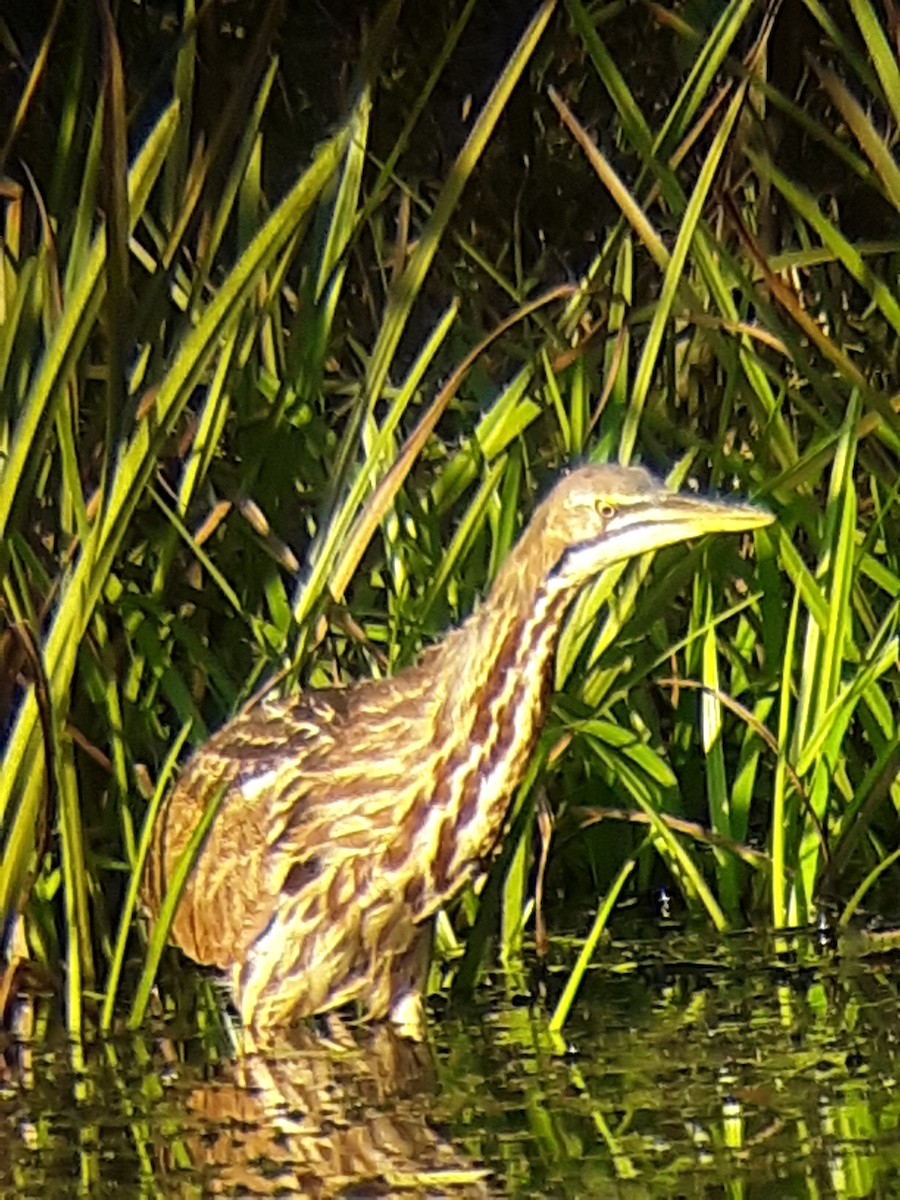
[{"left": 596, "top": 500, "right": 616, "bottom": 520}]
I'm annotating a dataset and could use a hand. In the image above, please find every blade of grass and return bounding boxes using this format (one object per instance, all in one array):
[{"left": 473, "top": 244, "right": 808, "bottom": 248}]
[
  {"left": 0, "top": 119, "right": 349, "bottom": 922},
  {"left": 621, "top": 75, "right": 750, "bottom": 462},
  {"left": 0, "top": 100, "right": 180, "bottom": 549},
  {"left": 102, "top": 720, "right": 192, "bottom": 1032},
  {"left": 549, "top": 840, "right": 647, "bottom": 1033},
  {"left": 128, "top": 772, "right": 228, "bottom": 1030},
  {"left": 362, "top": 0, "right": 555, "bottom": 422}
]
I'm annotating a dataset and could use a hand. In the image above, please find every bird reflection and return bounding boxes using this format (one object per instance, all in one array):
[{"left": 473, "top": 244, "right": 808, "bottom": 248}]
[{"left": 162, "top": 1019, "right": 490, "bottom": 1197}]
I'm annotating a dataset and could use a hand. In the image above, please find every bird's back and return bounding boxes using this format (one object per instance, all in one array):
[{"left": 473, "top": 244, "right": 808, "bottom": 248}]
[{"left": 142, "top": 659, "right": 455, "bottom": 1026}]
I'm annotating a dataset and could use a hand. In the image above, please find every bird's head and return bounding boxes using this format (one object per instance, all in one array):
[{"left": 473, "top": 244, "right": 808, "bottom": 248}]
[{"left": 514, "top": 464, "right": 773, "bottom": 594}]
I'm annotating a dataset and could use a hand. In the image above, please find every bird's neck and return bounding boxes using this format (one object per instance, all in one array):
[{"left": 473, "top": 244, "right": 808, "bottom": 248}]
[{"left": 415, "top": 556, "right": 578, "bottom": 910}]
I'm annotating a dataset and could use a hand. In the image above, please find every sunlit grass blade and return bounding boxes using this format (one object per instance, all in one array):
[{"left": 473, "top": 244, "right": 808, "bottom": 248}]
[
  {"left": 418, "top": 458, "right": 507, "bottom": 627},
  {"left": 57, "top": 739, "right": 93, "bottom": 1040},
  {"left": 102, "top": 721, "right": 192, "bottom": 1032},
  {"left": 0, "top": 119, "right": 348, "bottom": 926},
  {"left": 363, "top": 0, "right": 555, "bottom": 420},
  {"left": 549, "top": 842, "right": 646, "bottom": 1034},
  {"left": 698, "top": 573, "right": 739, "bottom": 913},
  {"left": 0, "top": 100, "right": 180, "bottom": 549},
  {"left": 846, "top": 0, "right": 900, "bottom": 127},
  {"left": 790, "top": 396, "right": 860, "bottom": 919},
  {"left": 128, "top": 770, "right": 228, "bottom": 1030},
  {"left": 324, "top": 299, "right": 460, "bottom": 610},
  {"left": 809, "top": 59, "right": 900, "bottom": 210},
  {"left": 621, "top": 75, "right": 749, "bottom": 462},
  {"left": 751, "top": 152, "right": 900, "bottom": 336}
]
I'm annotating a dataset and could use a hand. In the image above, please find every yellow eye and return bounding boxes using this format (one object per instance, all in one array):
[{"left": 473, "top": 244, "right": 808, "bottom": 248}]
[{"left": 596, "top": 500, "right": 616, "bottom": 520}]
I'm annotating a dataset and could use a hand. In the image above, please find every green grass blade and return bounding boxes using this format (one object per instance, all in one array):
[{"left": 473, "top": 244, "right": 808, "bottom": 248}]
[
  {"left": 128, "top": 770, "right": 228, "bottom": 1031},
  {"left": 0, "top": 101, "right": 180, "bottom": 548},
  {"left": 363, "top": 0, "right": 555, "bottom": 420},
  {"left": 549, "top": 841, "right": 646, "bottom": 1033},
  {"left": 102, "top": 721, "right": 192, "bottom": 1032},
  {"left": 621, "top": 76, "right": 749, "bottom": 462}
]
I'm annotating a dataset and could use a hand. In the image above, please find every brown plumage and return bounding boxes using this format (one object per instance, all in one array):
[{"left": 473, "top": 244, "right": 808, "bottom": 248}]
[{"left": 142, "top": 464, "right": 772, "bottom": 1036}]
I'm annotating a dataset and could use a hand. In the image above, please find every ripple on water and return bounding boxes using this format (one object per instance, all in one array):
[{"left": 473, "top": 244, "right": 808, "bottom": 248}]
[{"left": 3, "top": 925, "right": 900, "bottom": 1196}]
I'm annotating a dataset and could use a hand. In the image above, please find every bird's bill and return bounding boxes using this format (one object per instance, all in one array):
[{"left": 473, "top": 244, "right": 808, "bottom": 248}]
[
  {"left": 646, "top": 490, "right": 774, "bottom": 535},
  {"left": 594, "top": 488, "right": 774, "bottom": 568}
]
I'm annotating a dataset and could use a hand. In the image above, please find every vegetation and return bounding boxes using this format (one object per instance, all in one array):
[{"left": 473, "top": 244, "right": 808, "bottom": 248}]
[{"left": 0, "top": 0, "right": 897, "bottom": 1048}]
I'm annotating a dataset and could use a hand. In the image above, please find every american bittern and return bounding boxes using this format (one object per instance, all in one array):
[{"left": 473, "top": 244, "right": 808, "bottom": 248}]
[{"left": 142, "top": 465, "right": 772, "bottom": 1037}]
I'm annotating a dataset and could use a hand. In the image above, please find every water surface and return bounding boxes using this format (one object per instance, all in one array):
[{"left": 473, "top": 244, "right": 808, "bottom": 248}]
[{"left": 3, "top": 927, "right": 900, "bottom": 1196}]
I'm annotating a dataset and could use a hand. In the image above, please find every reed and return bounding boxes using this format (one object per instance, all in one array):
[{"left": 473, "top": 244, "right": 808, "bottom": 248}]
[{"left": 0, "top": 0, "right": 896, "bottom": 1042}]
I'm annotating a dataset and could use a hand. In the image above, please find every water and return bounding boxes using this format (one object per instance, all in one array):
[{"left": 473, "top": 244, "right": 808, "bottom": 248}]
[{"left": 4, "top": 927, "right": 900, "bottom": 1196}]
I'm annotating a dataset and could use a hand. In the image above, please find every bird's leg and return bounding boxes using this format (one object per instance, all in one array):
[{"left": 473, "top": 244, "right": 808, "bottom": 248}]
[{"left": 387, "top": 926, "right": 433, "bottom": 1040}]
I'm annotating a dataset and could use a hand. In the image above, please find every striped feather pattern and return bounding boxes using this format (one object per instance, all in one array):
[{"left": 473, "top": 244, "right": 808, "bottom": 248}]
[{"left": 141, "top": 464, "right": 771, "bottom": 1035}]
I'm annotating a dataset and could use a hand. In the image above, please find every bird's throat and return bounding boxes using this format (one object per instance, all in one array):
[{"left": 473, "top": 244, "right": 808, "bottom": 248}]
[{"left": 407, "top": 573, "right": 573, "bottom": 913}]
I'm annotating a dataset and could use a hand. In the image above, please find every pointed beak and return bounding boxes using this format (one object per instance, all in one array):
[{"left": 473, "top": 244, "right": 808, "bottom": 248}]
[
  {"left": 646, "top": 489, "right": 774, "bottom": 535},
  {"left": 599, "top": 486, "right": 774, "bottom": 566}
]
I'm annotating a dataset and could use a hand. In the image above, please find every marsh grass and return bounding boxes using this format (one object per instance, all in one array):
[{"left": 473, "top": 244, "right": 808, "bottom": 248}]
[{"left": 0, "top": 0, "right": 897, "bottom": 1051}]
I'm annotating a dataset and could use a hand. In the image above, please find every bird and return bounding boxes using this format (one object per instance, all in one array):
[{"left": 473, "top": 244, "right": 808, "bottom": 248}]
[{"left": 141, "top": 463, "right": 773, "bottom": 1039}]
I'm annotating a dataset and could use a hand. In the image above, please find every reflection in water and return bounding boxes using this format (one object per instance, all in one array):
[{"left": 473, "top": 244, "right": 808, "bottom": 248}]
[
  {"left": 168, "top": 1021, "right": 490, "bottom": 1196},
  {"left": 1, "top": 1013, "right": 489, "bottom": 1197},
  {"left": 6, "top": 928, "right": 900, "bottom": 1194}
]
